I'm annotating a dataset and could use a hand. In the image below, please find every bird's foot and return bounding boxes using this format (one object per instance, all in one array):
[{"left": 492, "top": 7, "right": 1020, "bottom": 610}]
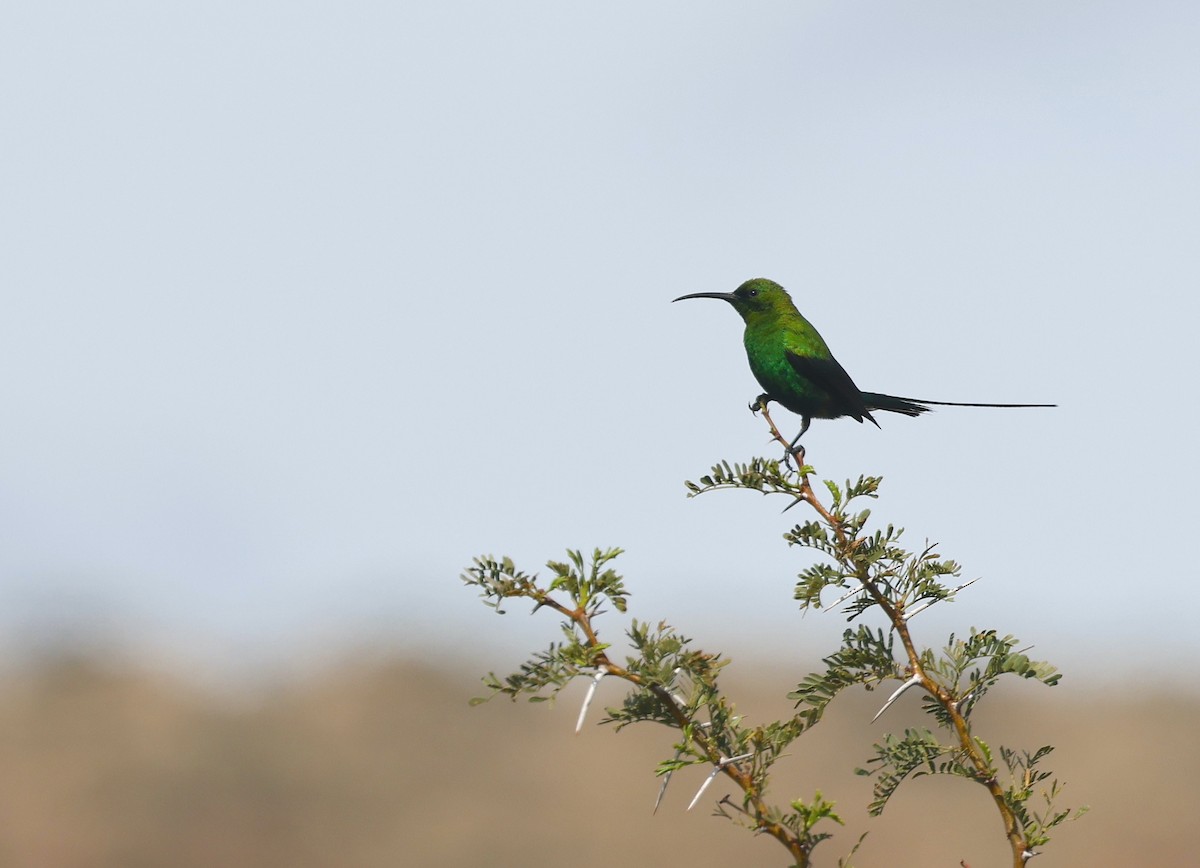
[
  {"left": 749, "top": 393, "right": 771, "bottom": 414},
  {"left": 782, "top": 443, "right": 806, "bottom": 472}
]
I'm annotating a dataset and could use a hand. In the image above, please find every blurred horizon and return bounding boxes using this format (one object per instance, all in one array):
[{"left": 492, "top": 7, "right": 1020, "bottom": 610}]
[{"left": 0, "top": 651, "right": 1194, "bottom": 867}]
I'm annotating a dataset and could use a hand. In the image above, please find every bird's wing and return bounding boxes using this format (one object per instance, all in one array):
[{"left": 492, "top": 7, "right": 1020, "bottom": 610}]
[{"left": 785, "top": 350, "right": 876, "bottom": 424}]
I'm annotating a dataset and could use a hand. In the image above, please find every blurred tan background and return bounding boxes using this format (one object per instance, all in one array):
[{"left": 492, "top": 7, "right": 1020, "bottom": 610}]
[{"left": 2, "top": 652, "right": 1193, "bottom": 868}]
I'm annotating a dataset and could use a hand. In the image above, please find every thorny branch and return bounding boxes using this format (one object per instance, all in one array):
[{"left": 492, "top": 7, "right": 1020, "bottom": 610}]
[
  {"left": 755, "top": 399, "right": 1034, "bottom": 868},
  {"left": 471, "top": 401, "right": 1073, "bottom": 868},
  {"left": 515, "top": 581, "right": 812, "bottom": 864}
]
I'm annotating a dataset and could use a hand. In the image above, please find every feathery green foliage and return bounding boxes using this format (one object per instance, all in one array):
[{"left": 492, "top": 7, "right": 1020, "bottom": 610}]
[{"left": 464, "top": 441, "right": 1083, "bottom": 867}]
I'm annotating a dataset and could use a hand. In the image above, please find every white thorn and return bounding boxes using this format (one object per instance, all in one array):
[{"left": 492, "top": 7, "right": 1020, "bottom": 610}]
[
  {"left": 657, "top": 768, "right": 676, "bottom": 816},
  {"left": 872, "top": 674, "right": 922, "bottom": 723},
  {"left": 1022, "top": 849, "right": 1039, "bottom": 862},
  {"left": 687, "top": 753, "right": 754, "bottom": 811},
  {"left": 656, "top": 718, "right": 722, "bottom": 814},
  {"left": 654, "top": 745, "right": 685, "bottom": 814},
  {"left": 687, "top": 767, "right": 722, "bottom": 811},
  {"left": 903, "top": 600, "right": 934, "bottom": 621},
  {"left": 575, "top": 668, "right": 607, "bottom": 734},
  {"left": 668, "top": 667, "right": 689, "bottom": 708},
  {"left": 903, "top": 578, "right": 980, "bottom": 621},
  {"left": 825, "top": 584, "right": 865, "bottom": 612}
]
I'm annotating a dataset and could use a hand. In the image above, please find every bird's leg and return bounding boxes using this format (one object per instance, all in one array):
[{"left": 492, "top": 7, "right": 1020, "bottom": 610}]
[
  {"left": 786, "top": 417, "right": 811, "bottom": 467},
  {"left": 753, "top": 398, "right": 807, "bottom": 471},
  {"left": 787, "top": 443, "right": 806, "bottom": 469}
]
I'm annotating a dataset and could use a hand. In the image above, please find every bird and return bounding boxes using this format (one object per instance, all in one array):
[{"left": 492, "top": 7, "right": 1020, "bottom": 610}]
[{"left": 673, "top": 277, "right": 1055, "bottom": 451}]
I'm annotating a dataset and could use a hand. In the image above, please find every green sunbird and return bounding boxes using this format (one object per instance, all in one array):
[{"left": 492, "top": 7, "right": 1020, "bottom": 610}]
[{"left": 674, "top": 277, "right": 1055, "bottom": 449}]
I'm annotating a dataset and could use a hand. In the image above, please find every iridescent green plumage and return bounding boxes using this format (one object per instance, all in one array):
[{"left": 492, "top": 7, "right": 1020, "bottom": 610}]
[{"left": 674, "top": 277, "right": 1054, "bottom": 446}]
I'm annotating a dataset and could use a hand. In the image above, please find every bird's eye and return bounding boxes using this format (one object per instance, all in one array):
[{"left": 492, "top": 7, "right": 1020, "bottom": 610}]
[{"left": 748, "top": 289, "right": 758, "bottom": 297}]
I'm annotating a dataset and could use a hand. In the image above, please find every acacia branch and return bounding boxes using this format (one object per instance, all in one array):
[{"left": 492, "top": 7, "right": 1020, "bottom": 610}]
[
  {"left": 756, "top": 401, "right": 1030, "bottom": 868},
  {"left": 530, "top": 585, "right": 811, "bottom": 866}
]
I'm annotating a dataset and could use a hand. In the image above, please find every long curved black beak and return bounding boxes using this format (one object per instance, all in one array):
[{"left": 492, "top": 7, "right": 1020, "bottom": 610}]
[{"left": 672, "top": 292, "right": 738, "bottom": 303}]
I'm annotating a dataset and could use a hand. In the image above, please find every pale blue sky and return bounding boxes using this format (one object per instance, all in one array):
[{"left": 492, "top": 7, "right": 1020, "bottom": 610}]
[{"left": 2, "top": 2, "right": 1197, "bottom": 682}]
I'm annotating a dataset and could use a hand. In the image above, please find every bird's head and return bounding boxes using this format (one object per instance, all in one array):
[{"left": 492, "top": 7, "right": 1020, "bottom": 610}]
[{"left": 673, "top": 278, "right": 797, "bottom": 324}]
